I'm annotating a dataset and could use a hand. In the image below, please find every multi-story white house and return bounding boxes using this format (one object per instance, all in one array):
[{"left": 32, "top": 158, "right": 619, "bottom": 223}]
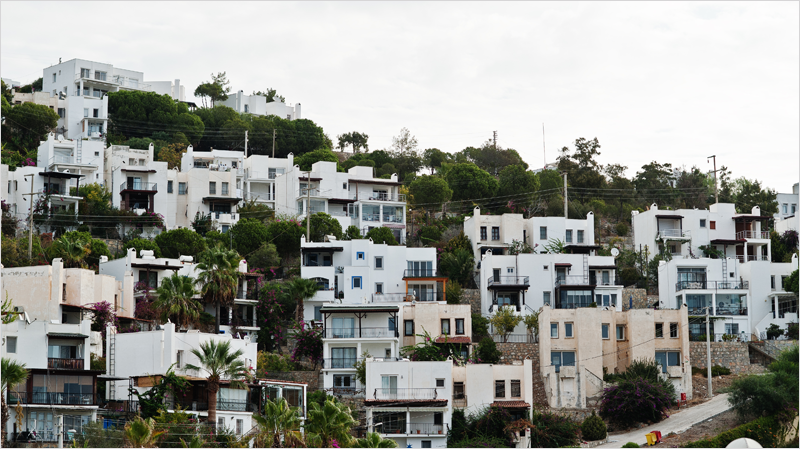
[
  {"left": 478, "top": 252, "right": 623, "bottom": 326},
  {"left": 275, "top": 161, "right": 407, "bottom": 243},
  {"left": 775, "top": 183, "right": 799, "bottom": 222},
  {"left": 219, "top": 90, "right": 301, "bottom": 120},
  {"left": 364, "top": 359, "right": 452, "bottom": 449},
  {"left": 401, "top": 302, "right": 473, "bottom": 359},
  {"left": 632, "top": 203, "right": 772, "bottom": 263},
  {"left": 242, "top": 153, "right": 295, "bottom": 209},
  {"left": 463, "top": 208, "right": 597, "bottom": 259},
  {"left": 105, "top": 143, "right": 168, "bottom": 216},
  {"left": 300, "top": 237, "right": 444, "bottom": 324}
]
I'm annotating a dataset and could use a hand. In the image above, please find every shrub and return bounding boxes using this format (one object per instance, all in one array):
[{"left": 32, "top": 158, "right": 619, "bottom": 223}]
[
  {"left": 766, "top": 323, "right": 784, "bottom": 340},
  {"left": 446, "top": 280, "right": 462, "bottom": 304},
  {"left": 681, "top": 415, "right": 789, "bottom": 448},
  {"left": 727, "top": 345, "right": 798, "bottom": 421},
  {"left": 418, "top": 225, "right": 443, "bottom": 244},
  {"left": 621, "top": 443, "right": 639, "bottom": 448},
  {"left": 528, "top": 408, "right": 581, "bottom": 448},
  {"left": 618, "top": 358, "right": 676, "bottom": 400},
  {"left": 471, "top": 313, "right": 490, "bottom": 342},
  {"left": 711, "top": 365, "right": 731, "bottom": 377},
  {"left": 474, "top": 337, "right": 501, "bottom": 364},
  {"left": 787, "top": 322, "right": 798, "bottom": 340},
  {"left": 580, "top": 410, "right": 607, "bottom": 441},
  {"left": 256, "top": 351, "right": 297, "bottom": 376},
  {"left": 599, "top": 378, "right": 674, "bottom": 427},
  {"left": 615, "top": 222, "right": 629, "bottom": 236}
]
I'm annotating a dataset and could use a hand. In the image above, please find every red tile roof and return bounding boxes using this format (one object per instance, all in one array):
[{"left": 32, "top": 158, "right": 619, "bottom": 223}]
[
  {"left": 435, "top": 336, "right": 471, "bottom": 344},
  {"left": 491, "top": 401, "right": 530, "bottom": 408},
  {"left": 364, "top": 399, "right": 448, "bottom": 406}
]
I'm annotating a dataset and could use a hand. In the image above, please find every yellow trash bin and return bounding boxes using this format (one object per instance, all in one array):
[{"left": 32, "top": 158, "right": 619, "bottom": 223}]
[{"left": 646, "top": 432, "right": 657, "bottom": 446}]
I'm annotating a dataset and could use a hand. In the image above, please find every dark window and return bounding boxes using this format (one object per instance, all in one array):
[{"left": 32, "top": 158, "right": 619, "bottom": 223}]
[
  {"left": 700, "top": 219, "right": 706, "bottom": 228},
  {"left": 404, "top": 320, "right": 414, "bottom": 336},
  {"left": 602, "top": 324, "right": 609, "bottom": 339},
  {"left": 314, "top": 306, "right": 322, "bottom": 321},
  {"left": 422, "top": 442, "right": 432, "bottom": 449},
  {"left": 375, "top": 257, "right": 383, "bottom": 269},
  {"left": 178, "top": 182, "right": 187, "bottom": 194},
  {"left": 491, "top": 227, "right": 500, "bottom": 240},
  {"left": 434, "top": 412, "right": 443, "bottom": 425},
  {"left": 655, "top": 351, "right": 681, "bottom": 373},
  {"left": 670, "top": 323, "right": 678, "bottom": 338},
  {"left": 551, "top": 351, "right": 575, "bottom": 373},
  {"left": 565, "top": 229, "right": 573, "bottom": 243},
  {"left": 540, "top": 226, "right": 547, "bottom": 239},
  {"left": 577, "top": 230, "right": 584, "bottom": 243},
  {"left": 511, "top": 380, "right": 521, "bottom": 398},
  {"left": 495, "top": 380, "right": 505, "bottom": 398},
  {"left": 453, "top": 382, "right": 465, "bottom": 399},
  {"left": 455, "top": 319, "right": 465, "bottom": 335},
  {"left": 353, "top": 277, "right": 362, "bottom": 289},
  {"left": 167, "top": 180, "right": 173, "bottom": 193},
  {"left": 441, "top": 319, "right": 450, "bottom": 335},
  {"left": 655, "top": 323, "right": 664, "bottom": 338},
  {"left": 436, "top": 379, "right": 445, "bottom": 388},
  {"left": 480, "top": 227, "right": 487, "bottom": 240},
  {"left": 710, "top": 221, "right": 716, "bottom": 230},
  {"left": 388, "top": 317, "right": 395, "bottom": 331}
]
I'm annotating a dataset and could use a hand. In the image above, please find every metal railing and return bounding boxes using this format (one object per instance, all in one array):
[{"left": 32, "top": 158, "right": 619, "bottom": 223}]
[
  {"left": 733, "top": 255, "right": 770, "bottom": 262},
  {"left": 592, "top": 276, "right": 624, "bottom": 286},
  {"left": 329, "top": 209, "right": 350, "bottom": 217},
  {"left": 371, "top": 293, "right": 410, "bottom": 303},
  {"left": 100, "top": 399, "right": 139, "bottom": 413},
  {"left": 51, "top": 154, "right": 74, "bottom": 164},
  {"left": 383, "top": 215, "right": 403, "bottom": 223},
  {"left": 716, "top": 306, "right": 748, "bottom": 316},
  {"left": 452, "top": 396, "right": 467, "bottom": 408},
  {"left": 412, "top": 291, "right": 445, "bottom": 302},
  {"left": 321, "top": 358, "right": 363, "bottom": 369},
  {"left": 217, "top": 399, "right": 255, "bottom": 412},
  {"left": 21, "top": 392, "right": 95, "bottom": 405},
  {"left": 362, "top": 214, "right": 381, "bottom": 222},
  {"left": 236, "top": 288, "right": 257, "bottom": 300},
  {"left": 555, "top": 300, "right": 595, "bottom": 309},
  {"left": 555, "top": 276, "right": 590, "bottom": 287},
  {"left": 403, "top": 269, "right": 442, "bottom": 278},
  {"left": 736, "top": 230, "right": 770, "bottom": 240},
  {"left": 690, "top": 332, "right": 748, "bottom": 342},
  {"left": 373, "top": 388, "right": 438, "bottom": 400},
  {"left": 48, "top": 358, "right": 85, "bottom": 370},
  {"left": 487, "top": 276, "right": 530, "bottom": 287},
  {"left": 324, "top": 327, "right": 396, "bottom": 339},
  {"left": 367, "top": 193, "right": 406, "bottom": 202},
  {"left": 120, "top": 181, "right": 157, "bottom": 192},
  {"left": 657, "top": 229, "right": 688, "bottom": 238},
  {"left": 675, "top": 280, "right": 748, "bottom": 291},
  {"left": 408, "top": 423, "right": 445, "bottom": 435},
  {"left": 491, "top": 333, "right": 538, "bottom": 343}
]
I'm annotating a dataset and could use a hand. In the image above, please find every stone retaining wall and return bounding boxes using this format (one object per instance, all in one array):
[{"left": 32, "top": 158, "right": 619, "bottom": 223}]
[
  {"left": 689, "top": 341, "right": 750, "bottom": 373},
  {"left": 621, "top": 287, "right": 650, "bottom": 310},
  {"left": 462, "top": 289, "right": 481, "bottom": 315},
  {"left": 761, "top": 340, "right": 798, "bottom": 358},
  {"left": 264, "top": 370, "right": 321, "bottom": 391}
]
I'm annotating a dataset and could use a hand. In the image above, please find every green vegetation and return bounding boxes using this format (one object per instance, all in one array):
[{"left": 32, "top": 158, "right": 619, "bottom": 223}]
[
  {"left": 580, "top": 411, "right": 607, "bottom": 441},
  {"left": 726, "top": 345, "right": 798, "bottom": 421},
  {"left": 681, "top": 415, "right": 792, "bottom": 448}
]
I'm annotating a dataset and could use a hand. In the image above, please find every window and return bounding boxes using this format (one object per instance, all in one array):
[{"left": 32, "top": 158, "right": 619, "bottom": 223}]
[
  {"left": 52, "top": 73, "right": 56, "bottom": 82},
  {"left": 495, "top": 380, "right": 505, "bottom": 398},
  {"left": 456, "top": 318, "right": 465, "bottom": 335},
  {"left": 236, "top": 419, "right": 243, "bottom": 436},
  {"left": 523, "top": 229, "right": 527, "bottom": 243},
  {"left": 793, "top": 204, "right": 797, "bottom": 214},
  {"left": 771, "top": 276, "right": 776, "bottom": 290},
  {"left": 222, "top": 182, "right": 229, "bottom": 195},
  {"left": 57, "top": 107, "right": 65, "bottom": 118},
  {"left": 209, "top": 182, "right": 216, "bottom": 194},
  {"left": 333, "top": 374, "right": 354, "bottom": 389},
  {"left": 352, "top": 276, "right": 362, "bottom": 289},
  {"left": 491, "top": 227, "right": 500, "bottom": 240},
  {"left": 93, "top": 108, "right": 99, "bottom": 118},
  {"left": 404, "top": 320, "right": 414, "bottom": 336},
  {"left": 95, "top": 71, "right": 107, "bottom": 81},
  {"left": 441, "top": 319, "right": 450, "bottom": 335},
  {"left": 218, "top": 417, "right": 225, "bottom": 430},
  {"left": 565, "top": 323, "right": 573, "bottom": 338},
  {"left": 381, "top": 375, "right": 398, "bottom": 394},
  {"left": 244, "top": 104, "right": 249, "bottom": 113},
  {"left": 782, "top": 276, "right": 788, "bottom": 290},
  {"left": 436, "top": 379, "right": 445, "bottom": 388},
  {"left": 454, "top": 381, "right": 465, "bottom": 399},
  {"left": 551, "top": 323, "right": 558, "bottom": 338},
  {"left": 314, "top": 306, "right": 322, "bottom": 322},
  {"left": 376, "top": 283, "right": 383, "bottom": 294},
  {"left": 710, "top": 221, "right": 716, "bottom": 230},
  {"left": 480, "top": 226, "right": 487, "bottom": 240},
  {"left": 566, "top": 229, "right": 573, "bottom": 243},
  {"left": 725, "top": 323, "right": 739, "bottom": 335},
  {"left": 616, "top": 325, "right": 625, "bottom": 340},
  {"left": 577, "top": 230, "right": 584, "bottom": 243},
  {"left": 167, "top": 181, "right": 173, "bottom": 193},
  {"left": 540, "top": 226, "right": 547, "bottom": 239},
  {"left": 551, "top": 351, "right": 576, "bottom": 373},
  {"left": 375, "top": 256, "right": 383, "bottom": 269},
  {"left": 356, "top": 252, "right": 365, "bottom": 260},
  {"left": 700, "top": 219, "right": 706, "bottom": 228},
  {"left": 7, "top": 336, "right": 17, "bottom": 353},
  {"left": 655, "top": 323, "right": 664, "bottom": 338},
  {"left": 543, "top": 291, "right": 551, "bottom": 305},
  {"left": 670, "top": 323, "right": 678, "bottom": 338},
  {"left": 84, "top": 108, "right": 89, "bottom": 117},
  {"left": 782, "top": 204, "right": 788, "bottom": 214},
  {"left": 81, "top": 68, "right": 90, "bottom": 78},
  {"left": 176, "top": 350, "right": 183, "bottom": 368},
  {"left": 654, "top": 351, "right": 681, "bottom": 373},
  {"left": 602, "top": 324, "right": 609, "bottom": 339},
  {"left": 178, "top": 182, "right": 187, "bottom": 194},
  {"left": 385, "top": 348, "right": 392, "bottom": 358},
  {"left": 511, "top": 379, "right": 521, "bottom": 398},
  {"left": 421, "top": 441, "right": 432, "bottom": 449},
  {"left": 388, "top": 317, "right": 395, "bottom": 331}
]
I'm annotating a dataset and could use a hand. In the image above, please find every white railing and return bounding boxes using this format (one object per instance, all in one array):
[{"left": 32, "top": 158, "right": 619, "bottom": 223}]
[
  {"left": 50, "top": 155, "right": 74, "bottom": 165},
  {"left": 736, "top": 230, "right": 770, "bottom": 240},
  {"left": 658, "top": 229, "right": 687, "bottom": 238}
]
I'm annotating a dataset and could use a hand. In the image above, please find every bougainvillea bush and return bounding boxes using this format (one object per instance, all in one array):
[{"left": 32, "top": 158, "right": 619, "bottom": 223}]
[
  {"left": 291, "top": 320, "right": 323, "bottom": 366},
  {"left": 599, "top": 377, "right": 674, "bottom": 428}
]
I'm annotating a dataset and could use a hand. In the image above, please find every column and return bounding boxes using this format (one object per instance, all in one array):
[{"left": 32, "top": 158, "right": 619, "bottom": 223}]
[
  {"left": 406, "top": 410, "right": 411, "bottom": 435},
  {"left": 366, "top": 408, "right": 374, "bottom": 433},
  {"left": 743, "top": 243, "right": 749, "bottom": 262}
]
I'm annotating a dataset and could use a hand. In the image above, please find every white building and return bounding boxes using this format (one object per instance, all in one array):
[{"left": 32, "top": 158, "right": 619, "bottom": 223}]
[
  {"left": 657, "top": 255, "right": 799, "bottom": 338},
  {"left": 275, "top": 161, "right": 407, "bottom": 242},
  {"left": 219, "top": 90, "right": 301, "bottom": 120},
  {"left": 364, "top": 359, "right": 452, "bottom": 449},
  {"left": 463, "top": 207, "right": 597, "bottom": 260},
  {"left": 242, "top": 153, "right": 295, "bottom": 209},
  {"left": 149, "top": 79, "right": 186, "bottom": 101},
  {"left": 301, "top": 237, "right": 444, "bottom": 324},
  {"left": 104, "top": 143, "right": 168, "bottom": 222},
  {"left": 2, "top": 77, "right": 20, "bottom": 88},
  {"left": 632, "top": 203, "right": 772, "bottom": 263},
  {"left": 478, "top": 252, "right": 623, "bottom": 328},
  {"left": 775, "top": 183, "right": 799, "bottom": 222}
]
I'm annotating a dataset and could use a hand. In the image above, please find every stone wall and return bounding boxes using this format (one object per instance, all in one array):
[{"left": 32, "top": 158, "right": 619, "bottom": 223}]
[
  {"left": 689, "top": 341, "right": 751, "bottom": 373},
  {"left": 264, "top": 370, "right": 321, "bottom": 392},
  {"left": 761, "top": 340, "right": 798, "bottom": 359},
  {"left": 462, "top": 288, "right": 481, "bottom": 315},
  {"left": 621, "top": 287, "right": 651, "bottom": 310},
  {"left": 496, "top": 342, "right": 548, "bottom": 406},
  {"left": 101, "top": 238, "right": 125, "bottom": 255}
]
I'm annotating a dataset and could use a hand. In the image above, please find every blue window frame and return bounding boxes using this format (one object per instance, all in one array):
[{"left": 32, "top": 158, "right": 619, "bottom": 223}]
[
  {"left": 352, "top": 276, "right": 362, "bottom": 289},
  {"left": 356, "top": 252, "right": 365, "bottom": 260}
]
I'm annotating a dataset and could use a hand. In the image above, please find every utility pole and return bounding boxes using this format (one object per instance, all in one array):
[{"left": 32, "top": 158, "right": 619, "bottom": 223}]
[
  {"left": 306, "top": 171, "right": 311, "bottom": 242},
  {"left": 57, "top": 414, "right": 63, "bottom": 448},
  {"left": 542, "top": 123, "right": 546, "bottom": 169},
  {"left": 706, "top": 306, "right": 713, "bottom": 398},
  {"left": 22, "top": 174, "right": 36, "bottom": 260},
  {"left": 244, "top": 130, "right": 248, "bottom": 157},
  {"left": 272, "top": 129, "right": 277, "bottom": 158},
  {"left": 707, "top": 155, "right": 719, "bottom": 204},
  {"left": 492, "top": 130, "right": 497, "bottom": 150},
  {"left": 563, "top": 172, "right": 568, "bottom": 219}
]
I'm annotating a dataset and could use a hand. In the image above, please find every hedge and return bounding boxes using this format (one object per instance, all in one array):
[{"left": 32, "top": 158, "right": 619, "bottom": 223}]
[{"left": 681, "top": 415, "right": 788, "bottom": 448}]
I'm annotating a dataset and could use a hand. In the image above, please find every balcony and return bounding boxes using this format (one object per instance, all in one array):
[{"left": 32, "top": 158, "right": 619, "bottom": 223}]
[
  {"left": 675, "top": 280, "right": 748, "bottom": 292},
  {"left": 217, "top": 399, "right": 257, "bottom": 412},
  {"left": 407, "top": 423, "right": 446, "bottom": 435},
  {"left": 236, "top": 288, "right": 257, "bottom": 300},
  {"left": 487, "top": 276, "right": 530, "bottom": 288},
  {"left": 716, "top": 306, "right": 748, "bottom": 316},
  {"left": 452, "top": 396, "right": 467, "bottom": 408},
  {"left": 413, "top": 291, "right": 446, "bottom": 302},
  {"left": 555, "top": 275, "right": 590, "bottom": 287},
  {"left": 383, "top": 215, "right": 403, "bottom": 223},
  {"left": 657, "top": 229, "right": 689, "bottom": 239},
  {"left": 11, "top": 392, "right": 95, "bottom": 405},
  {"left": 734, "top": 255, "right": 770, "bottom": 262},
  {"left": 48, "top": 358, "right": 85, "bottom": 370},
  {"left": 592, "top": 276, "right": 624, "bottom": 286},
  {"left": 736, "top": 230, "right": 770, "bottom": 240},
  {"left": 371, "top": 293, "right": 410, "bottom": 303},
  {"left": 491, "top": 333, "right": 538, "bottom": 343},
  {"left": 362, "top": 214, "right": 381, "bottom": 222},
  {"left": 403, "top": 269, "right": 443, "bottom": 279},
  {"left": 323, "top": 327, "right": 396, "bottom": 339},
  {"left": 372, "top": 388, "right": 438, "bottom": 400},
  {"left": 120, "top": 181, "right": 157, "bottom": 192},
  {"left": 321, "top": 358, "right": 363, "bottom": 369},
  {"left": 366, "top": 193, "right": 406, "bottom": 202},
  {"left": 100, "top": 399, "right": 139, "bottom": 413},
  {"left": 50, "top": 154, "right": 75, "bottom": 165},
  {"left": 689, "top": 332, "right": 748, "bottom": 343}
]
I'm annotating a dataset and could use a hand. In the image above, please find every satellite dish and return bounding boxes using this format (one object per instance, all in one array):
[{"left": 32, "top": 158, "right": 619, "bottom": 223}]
[{"left": 611, "top": 248, "right": 620, "bottom": 257}]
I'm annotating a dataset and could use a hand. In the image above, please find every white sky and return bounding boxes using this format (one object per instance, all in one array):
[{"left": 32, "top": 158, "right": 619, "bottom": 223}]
[{"left": 2, "top": 1, "right": 798, "bottom": 192}]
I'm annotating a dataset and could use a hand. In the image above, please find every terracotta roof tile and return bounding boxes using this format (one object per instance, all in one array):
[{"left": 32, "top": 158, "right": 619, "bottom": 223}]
[
  {"left": 491, "top": 401, "right": 530, "bottom": 408},
  {"left": 435, "top": 336, "right": 471, "bottom": 344}
]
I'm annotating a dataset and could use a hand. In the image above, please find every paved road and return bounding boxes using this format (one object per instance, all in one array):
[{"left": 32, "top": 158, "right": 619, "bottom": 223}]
[{"left": 597, "top": 393, "right": 732, "bottom": 448}]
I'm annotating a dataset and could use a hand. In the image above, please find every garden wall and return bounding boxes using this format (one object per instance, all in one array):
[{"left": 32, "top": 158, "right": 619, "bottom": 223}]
[
  {"left": 761, "top": 340, "right": 798, "bottom": 359},
  {"left": 264, "top": 370, "right": 321, "bottom": 392},
  {"left": 620, "top": 287, "right": 652, "bottom": 310},
  {"left": 462, "top": 288, "right": 481, "bottom": 314},
  {"left": 689, "top": 341, "right": 750, "bottom": 373}
]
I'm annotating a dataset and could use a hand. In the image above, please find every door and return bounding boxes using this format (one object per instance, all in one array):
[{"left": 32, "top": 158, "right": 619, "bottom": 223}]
[{"left": 332, "top": 317, "right": 354, "bottom": 338}]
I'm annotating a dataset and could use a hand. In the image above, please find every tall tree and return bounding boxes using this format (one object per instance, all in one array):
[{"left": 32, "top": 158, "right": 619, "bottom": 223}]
[
  {"left": 1, "top": 100, "right": 59, "bottom": 152},
  {"left": 445, "top": 163, "right": 499, "bottom": 205},
  {"left": 391, "top": 127, "right": 418, "bottom": 153},
  {"left": 422, "top": 148, "right": 448, "bottom": 174},
  {"left": 252, "top": 397, "right": 304, "bottom": 448},
  {"left": 557, "top": 137, "right": 606, "bottom": 199},
  {"left": 49, "top": 233, "right": 91, "bottom": 268},
  {"left": 1, "top": 358, "right": 28, "bottom": 442},
  {"left": 283, "top": 277, "right": 320, "bottom": 323},
  {"left": 184, "top": 340, "right": 251, "bottom": 428},
  {"left": 337, "top": 131, "right": 369, "bottom": 153},
  {"left": 195, "top": 243, "right": 241, "bottom": 333},
  {"left": 409, "top": 175, "right": 453, "bottom": 216},
  {"left": 732, "top": 177, "right": 778, "bottom": 216},
  {"left": 194, "top": 72, "right": 231, "bottom": 108},
  {"left": 253, "top": 88, "right": 285, "bottom": 103},
  {"left": 304, "top": 399, "right": 357, "bottom": 448},
  {"left": 154, "top": 273, "right": 201, "bottom": 329}
]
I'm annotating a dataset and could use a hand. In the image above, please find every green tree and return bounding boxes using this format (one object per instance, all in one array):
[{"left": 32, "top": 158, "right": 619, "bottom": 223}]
[
  {"left": 1, "top": 101, "right": 59, "bottom": 152},
  {"left": 303, "top": 212, "right": 344, "bottom": 242},
  {"left": 156, "top": 143, "right": 187, "bottom": 169},
  {"left": 344, "top": 225, "right": 362, "bottom": 240},
  {"left": 195, "top": 243, "right": 241, "bottom": 333},
  {"left": 17, "top": 77, "right": 43, "bottom": 93},
  {"left": 474, "top": 337, "right": 501, "bottom": 364},
  {"left": 237, "top": 199, "right": 274, "bottom": 222},
  {"left": 634, "top": 161, "right": 676, "bottom": 204},
  {"left": 784, "top": 269, "right": 798, "bottom": 295},
  {"left": 125, "top": 238, "right": 163, "bottom": 258},
  {"left": 283, "top": 277, "right": 320, "bottom": 322},
  {"left": 727, "top": 345, "right": 799, "bottom": 421},
  {"left": 295, "top": 148, "right": 339, "bottom": 171},
  {"left": 337, "top": 131, "right": 369, "bottom": 153},
  {"left": 154, "top": 273, "right": 201, "bottom": 328},
  {"left": 445, "top": 163, "right": 499, "bottom": 204},
  {"left": 184, "top": 339, "right": 251, "bottom": 428},
  {"left": 354, "top": 432, "right": 398, "bottom": 448},
  {"left": 0, "top": 80, "right": 13, "bottom": 103},
  {"left": 523, "top": 310, "right": 540, "bottom": 338},
  {"left": 107, "top": 90, "right": 204, "bottom": 143},
  {"left": 248, "top": 243, "right": 281, "bottom": 272},
  {"left": 155, "top": 228, "right": 207, "bottom": 259},
  {"left": 252, "top": 397, "right": 304, "bottom": 448},
  {"left": 460, "top": 142, "right": 527, "bottom": 175},
  {"left": 497, "top": 164, "right": 540, "bottom": 198},
  {"left": 1, "top": 358, "right": 28, "bottom": 441},
  {"left": 490, "top": 306, "right": 523, "bottom": 342},
  {"left": 193, "top": 72, "right": 231, "bottom": 108},
  {"left": 422, "top": 148, "right": 448, "bottom": 174},
  {"left": 731, "top": 177, "right": 778, "bottom": 216},
  {"left": 409, "top": 175, "right": 453, "bottom": 215},
  {"left": 438, "top": 248, "right": 474, "bottom": 286},
  {"left": 253, "top": 88, "right": 285, "bottom": 103},
  {"left": 49, "top": 233, "right": 91, "bottom": 268},
  {"left": 556, "top": 137, "right": 606, "bottom": 200},
  {"left": 124, "top": 416, "right": 166, "bottom": 448},
  {"left": 230, "top": 218, "right": 269, "bottom": 257},
  {"left": 266, "top": 218, "right": 304, "bottom": 258},
  {"left": 365, "top": 227, "right": 398, "bottom": 245},
  {"left": 304, "top": 399, "right": 357, "bottom": 448}
]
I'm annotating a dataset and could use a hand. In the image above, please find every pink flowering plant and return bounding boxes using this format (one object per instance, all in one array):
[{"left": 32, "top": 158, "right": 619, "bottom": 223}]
[{"left": 290, "top": 320, "right": 323, "bottom": 367}]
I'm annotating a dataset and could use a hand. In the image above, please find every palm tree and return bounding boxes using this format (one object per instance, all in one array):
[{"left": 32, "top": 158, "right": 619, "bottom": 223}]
[
  {"left": 304, "top": 399, "right": 356, "bottom": 448},
  {"left": 184, "top": 339, "right": 251, "bottom": 429},
  {"left": 252, "top": 397, "right": 304, "bottom": 448},
  {"left": 1, "top": 358, "right": 29, "bottom": 442},
  {"left": 124, "top": 416, "right": 165, "bottom": 448},
  {"left": 154, "top": 273, "right": 202, "bottom": 329},
  {"left": 195, "top": 243, "right": 241, "bottom": 333},
  {"left": 354, "top": 432, "right": 398, "bottom": 448},
  {"left": 284, "top": 277, "right": 320, "bottom": 323},
  {"left": 50, "top": 234, "right": 91, "bottom": 268}
]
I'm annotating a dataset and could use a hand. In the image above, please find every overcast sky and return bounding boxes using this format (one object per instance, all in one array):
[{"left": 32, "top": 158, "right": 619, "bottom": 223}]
[{"left": 2, "top": 1, "right": 798, "bottom": 192}]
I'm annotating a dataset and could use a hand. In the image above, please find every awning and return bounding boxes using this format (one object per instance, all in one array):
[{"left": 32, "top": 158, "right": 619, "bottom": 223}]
[
  {"left": 733, "top": 215, "right": 770, "bottom": 221},
  {"left": 97, "top": 375, "right": 130, "bottom": 381},
  {"left": 320, "top": 305, "right": 399, "bottom": 313},
  {"left": 710, "top": 239, "right": 745, "bottom": 245},
  {"left": 589, "top": 265, "right": 618, "bottom": 269},
  {"left": 555, "top": 263, "right": 572, "bottom": 267},
  {"left": 301, "top": 247, "right": 344, "bottom": 253},
  {"left": 491, "top": 401, "right": 530, "bottom": 408},
  {"left": 298, "top": 177, "right": 323, "bottom": 182},
  {"left": 39, "top": 171, "right": 85, "bottom": 179},
  {"left": 121, "top": 168, "right": 157, "bottom": 173},
  {"left": 328, "top": 198, "right": 357, "bottom": 204},
  {"left": 131, "top": 262, "right": 183, "bottom": 270},
  {"left": 435, "top": 336, "right": 471, "bottom": 344},
  {"left": 655, "top": 215, "right": 684, "bottom": 219},
  {"left": 351, "top": 179, "right": 402, "bottom": 186},
  {"left": 382, "top": 224, "right": 405, "bottom": 229},
  {"left": 202, "top": 197, "right": 242, "bottom": 204},
  {"left": 47, "top": 332, "right": 89, "bottom": 339}
]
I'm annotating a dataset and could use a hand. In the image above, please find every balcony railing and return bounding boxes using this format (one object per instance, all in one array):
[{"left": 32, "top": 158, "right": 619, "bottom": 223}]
[
  {"left": 675, "top": 280, "right": 748, "bottom": 291},
  {"left": 408, "top": 423, "right": 445, "bottom": 435},
  {"left": 413, "top": 291, "right": 445, "bottom": 302},
  {"left": 491, "top": 333, "right": 538, "bottom": 343},
  {"left": 236, "top": 288, "right": 257, "bottom": 300},
  {"left": 690, "top": 332, "right": 748, "bottom": 342},
  {"left": 100, "top": 399, "right": 139, "bottom": 413},
  {"left": 16, "top": 392, "right": 96, "bottom": 405},
  {"left": 716, "top": 306, "right": 748, "bottom": 316},
  {"left": 324, "top": 327, "right": 396, "bottom": 339},
  {"left": 403, "top": 269, "right": 442, "bottom": 278},
  {"left": 120, "top": 181, "right": 157, "bottom": 192},
  {"left": 657, "top": 229, "right": 688, "bottom": 238},
  {"left": 733, "top": 255, "right": 770, "bottom": 262},
  {"left": 50, "top": 154, "right": 74, "bottom": 164},
  {"left": 321, "top": 358, "right": 363, "bottom": 369},
  {"left": 48, "top": 358, "right": 85, "bottom": 370},
  {"left": 555, "top": 275, "right": 590, "bottom": 287},
  {"left": 362, "top": 214, "right": 381, "bottom": 222},
  {"left": 217, "top": 399, "right": 256, "bottom": 412},
  {"left": 371, "top": 293, "right": 410, "bottom": 303},
  {"left": 372, "top": 388, "right": 439, "bottom": 400},
  {"left": 453, "top": 396, "right": 467, "bottom": 408},
  {"left": 555, "top": 300, "right": 595, "bottom": 309},
  {"left": 592, "top": 276, "right": 624, "bottom": 286},
  {"left": 736, "top": 230, "right": 770, "bottom": 240},
  {"left": 487, "top": 276, "right": 530, "bottom": 287},
  {"left": 383, "top": 215, "right": 403, "bottom": 223},
  {"left": 366, "top": 193, "right": 406, "bottom": 202}
]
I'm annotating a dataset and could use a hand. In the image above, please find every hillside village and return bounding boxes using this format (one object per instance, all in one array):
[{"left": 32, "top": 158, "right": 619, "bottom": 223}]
[{"left": 1, "top": 59, "right": 798, "bottom": 449}]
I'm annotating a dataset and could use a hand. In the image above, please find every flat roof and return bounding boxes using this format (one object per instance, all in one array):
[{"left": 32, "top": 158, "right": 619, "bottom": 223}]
[
  {"left": 655, "top": 214, "right": 684, "bottom": 219},
  {"left": 47, "top": 332, "right": 89, "bottom": 339},
  {"left": 320, "top": 305, "right": 399, "bottom": 313},
  {"left": 131, "top": 262, "right": 183, "bottom": 270},
  {"left": 202, "top": 197, "right": 242, "bottom": 204},
  {"left": 39, "top": 171, "right": 84, "bottom": 179}
]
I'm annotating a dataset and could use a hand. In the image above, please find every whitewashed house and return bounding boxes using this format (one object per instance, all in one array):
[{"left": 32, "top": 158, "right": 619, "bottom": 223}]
[
  {"left": 104, "top": 143, "right": 169, "bottom": 226},
  {"left": 242, "top": 153, "right": 295, "bottom": 209},
  {"left": 219, "top": 90, "right": 301, "bottom": 120},
  {"left": 775, "top": 183, "right": 799, "bottom": 222}
]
